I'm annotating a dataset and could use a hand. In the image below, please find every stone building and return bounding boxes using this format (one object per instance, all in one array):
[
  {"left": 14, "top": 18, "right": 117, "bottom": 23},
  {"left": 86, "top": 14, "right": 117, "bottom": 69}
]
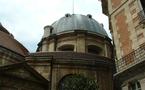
[
  {"left": 0, "top": 24, "right": 49, "bottom": 90},
  {"left": 0, "top": 14, "right": 114, "bottom": 90},
  {"left": 101, "top": 0, "right": 145, "bottom": 90}
]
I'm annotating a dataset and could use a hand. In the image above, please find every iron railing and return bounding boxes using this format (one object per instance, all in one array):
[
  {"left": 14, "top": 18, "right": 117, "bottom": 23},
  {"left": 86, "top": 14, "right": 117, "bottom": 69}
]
[
  {"left": 116, "top": 43, "right": 145, "bottom": 73},
  {"left": 138, "top": 9, "right": 145, "bottom": 23}
]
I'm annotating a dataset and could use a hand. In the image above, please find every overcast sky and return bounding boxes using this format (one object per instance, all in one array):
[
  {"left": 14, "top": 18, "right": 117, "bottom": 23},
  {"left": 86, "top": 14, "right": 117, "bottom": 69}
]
[{"left": 0, "top": 0, "right": 109, "bottom": 52}]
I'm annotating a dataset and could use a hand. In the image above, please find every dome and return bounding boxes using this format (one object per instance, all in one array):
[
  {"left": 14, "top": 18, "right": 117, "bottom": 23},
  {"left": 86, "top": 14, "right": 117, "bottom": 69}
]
[
  {"left": 0, "top": 24, "right": 28, "bottom": 56},
  {"left": 48, "top": 14, "right": 108, "bottom": 37}
]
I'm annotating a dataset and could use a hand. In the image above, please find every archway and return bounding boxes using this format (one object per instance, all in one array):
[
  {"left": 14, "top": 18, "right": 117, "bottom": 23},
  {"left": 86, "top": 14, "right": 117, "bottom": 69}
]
[{"left": 58, "top": 74, "right": 98, "bottom": 90}]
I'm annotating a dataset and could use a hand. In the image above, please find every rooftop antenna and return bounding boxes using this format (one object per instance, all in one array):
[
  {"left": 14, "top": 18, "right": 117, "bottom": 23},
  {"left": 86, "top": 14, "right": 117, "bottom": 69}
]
[{"left": 72, "top": 0, "right": 75, "bottom": 14}]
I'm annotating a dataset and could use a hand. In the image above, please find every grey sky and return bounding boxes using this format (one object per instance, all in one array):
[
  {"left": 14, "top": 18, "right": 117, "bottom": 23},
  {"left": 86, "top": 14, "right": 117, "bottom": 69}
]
[{"left": 0, "top": 0, "right": 109, "bottom": 52}]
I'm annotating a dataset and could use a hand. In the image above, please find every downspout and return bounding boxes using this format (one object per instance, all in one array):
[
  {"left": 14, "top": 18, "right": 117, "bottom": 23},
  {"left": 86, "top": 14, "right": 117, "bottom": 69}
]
[{"left": 50, "top": 56, "right": 54, "bottom": 90}]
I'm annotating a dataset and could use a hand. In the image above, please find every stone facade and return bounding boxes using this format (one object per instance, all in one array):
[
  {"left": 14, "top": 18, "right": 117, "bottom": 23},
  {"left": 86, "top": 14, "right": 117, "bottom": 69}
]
[
  {"left": 0, "top": 45, "right": 25, "bottom": 66},
  {"left": 102, "top": 0, "right": 145, "bottom": 59},
  {"left": 29, "top": 14, "right": 114, "bottom": 90},
  {"left": 101, "top": 0, "right": 145, "bottom": 90},
  {"left": 0, "top": 63, "right": 49, "bottom": 90},
  {"left": 0, "top": 24, "right": 49, "bottom": 90},
  {"left": 38, "top": 31, "right": 112, "bottom": 58},
  {"left": 0, "top": 14, "right": 115, "bottom": 90},
  {"left": 27, "top": 52, "right": 114, "bottom": 90}
]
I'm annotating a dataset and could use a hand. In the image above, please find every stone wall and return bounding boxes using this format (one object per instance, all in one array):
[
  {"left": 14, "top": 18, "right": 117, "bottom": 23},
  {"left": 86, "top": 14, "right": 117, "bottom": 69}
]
[
  {"left": 0, "top": 74, "right": 48, "bottom": 90},
  {"left": 27, "top": 52, "right": 114, "bottom": 90}
]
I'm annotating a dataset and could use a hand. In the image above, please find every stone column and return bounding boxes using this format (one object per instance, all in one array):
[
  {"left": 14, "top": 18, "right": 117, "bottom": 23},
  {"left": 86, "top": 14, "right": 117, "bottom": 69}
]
[
  {"left": 140, "top": 78, "right": 145, "bottom": 90},
  {"left": 122, "top": 84, "right": 128, "bottom": 90},
  {"left": 76, "top": 34, "right": 86, "bottom": 53},
  {"left": 42, "top": 40, "right": 48, "bottom": 52},
  {"left": 104, "top": 43, "right": 108, "bottom": 57},
  {"left": 48, "top": 39, "right": 55, "bottom": 52}
]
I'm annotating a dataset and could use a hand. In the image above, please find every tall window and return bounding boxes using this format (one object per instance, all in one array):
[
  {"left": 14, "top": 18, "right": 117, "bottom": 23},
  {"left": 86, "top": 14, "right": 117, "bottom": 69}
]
[
  {"left": 140, "top": 0, "right": 145, "bottom": 9},
  {"left": 138, "top": 0, "right": 145, "bottom": 23},
  {"left": 129, "top": 81, "right": 141, "bottom": 90}
]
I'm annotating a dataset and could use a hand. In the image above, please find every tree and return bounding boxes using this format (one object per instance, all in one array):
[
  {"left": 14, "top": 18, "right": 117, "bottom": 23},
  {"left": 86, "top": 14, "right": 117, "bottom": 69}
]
[{"left": 59, "top": 74, "right": 99, "bottom": 90}]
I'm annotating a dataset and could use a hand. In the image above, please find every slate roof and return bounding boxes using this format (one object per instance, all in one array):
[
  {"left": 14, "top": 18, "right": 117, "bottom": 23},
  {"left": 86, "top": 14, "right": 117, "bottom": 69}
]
[{"left": 46, "top": 14, "right": 108, "bottom": 37}]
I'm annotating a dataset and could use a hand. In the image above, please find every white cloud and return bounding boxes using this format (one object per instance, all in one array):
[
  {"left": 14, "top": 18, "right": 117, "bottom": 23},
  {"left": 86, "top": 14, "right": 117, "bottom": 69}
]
[{"left": 0, "top": 0, "right": 110, "bottom": 52}]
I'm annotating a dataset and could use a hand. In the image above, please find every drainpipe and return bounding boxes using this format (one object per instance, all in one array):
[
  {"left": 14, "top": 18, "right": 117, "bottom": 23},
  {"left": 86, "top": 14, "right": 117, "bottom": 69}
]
[{"left": 49, "top": 56, "right": 54, "bottom": 90}]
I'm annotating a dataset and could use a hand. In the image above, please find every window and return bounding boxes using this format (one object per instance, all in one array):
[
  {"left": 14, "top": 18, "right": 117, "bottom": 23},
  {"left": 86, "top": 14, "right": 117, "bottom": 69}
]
[
  {"left": 131, "top": 9, "right": 137, "bottom": 15},
  {"left": 140, "top": 0, "right": 145, "bottom": 10},
  {"left": 58, "top": 45, "right": 74, "bottom": 51},
  {"left": 133, "top": 16, "right": 139, "bottom": 23},
  {"left": 129, "top": 81, "right": 141, "bottom": 90},
  {"left": 140, "top": 42, "right": 145, "bottom": 50},
  {"left": 137, "top": 33, "right": 144, "bottom": 40},
  {"left": 138, "top": 0, "right": 145, "bottom": 23},
  {"left": 87, "top": 45, "right": 102, "bottom": 55}
]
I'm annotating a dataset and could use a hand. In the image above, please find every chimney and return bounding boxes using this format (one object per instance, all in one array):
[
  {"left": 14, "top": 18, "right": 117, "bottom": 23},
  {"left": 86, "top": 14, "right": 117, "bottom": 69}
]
[{"left": 43, "top": 25, "right": 53, "bottom": 38}]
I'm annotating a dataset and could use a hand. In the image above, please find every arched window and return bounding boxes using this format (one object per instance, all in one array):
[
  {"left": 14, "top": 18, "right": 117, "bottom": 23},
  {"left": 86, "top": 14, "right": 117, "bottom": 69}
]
[
  {"left": 58, "top": 45, "right": 74, "bottom": 51},
  {"left": 87, "top": 45, "right": 102, "bottom": 55}
]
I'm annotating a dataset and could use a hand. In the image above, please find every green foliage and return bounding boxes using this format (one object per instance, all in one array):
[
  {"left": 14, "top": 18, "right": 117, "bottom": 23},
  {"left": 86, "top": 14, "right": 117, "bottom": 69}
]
[{"left": 59, "top": 74, "right": 99, "bottom": 90}]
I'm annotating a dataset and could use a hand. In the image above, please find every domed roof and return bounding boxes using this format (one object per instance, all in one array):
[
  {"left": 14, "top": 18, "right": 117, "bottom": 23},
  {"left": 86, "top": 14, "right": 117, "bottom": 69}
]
[
  {"left": 50, "top": 14, "right": 108, "bottom": 37},
  {"left": 0, "top": 24, "right": 28, "bottom": 56}
]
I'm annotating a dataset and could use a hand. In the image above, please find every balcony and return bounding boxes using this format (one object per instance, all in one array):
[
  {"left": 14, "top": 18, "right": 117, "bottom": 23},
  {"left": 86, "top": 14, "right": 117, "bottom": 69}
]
[
  {"left": 116, "top": 43, "right": 145, "bottom": 73},
  {"left": 138, "top": 9, "right": 145, "bottom": 24}
]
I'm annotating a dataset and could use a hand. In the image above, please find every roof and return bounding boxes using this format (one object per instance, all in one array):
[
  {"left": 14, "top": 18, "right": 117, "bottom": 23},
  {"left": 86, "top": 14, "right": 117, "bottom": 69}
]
[
  {"left": 0, "top": 24, "right": 28, "bottom": 56},
  {"left": 45, "top": 14, "right": 108, "bottom": 37},
  {"left": 0, "top": 23, "right": 10, "bottom": 34}
]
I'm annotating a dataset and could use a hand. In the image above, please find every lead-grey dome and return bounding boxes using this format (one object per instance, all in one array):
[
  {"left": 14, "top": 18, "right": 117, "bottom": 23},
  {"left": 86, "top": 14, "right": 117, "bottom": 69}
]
[{"left": 45, "top": 14, "right": 108, "bottom": 37}]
